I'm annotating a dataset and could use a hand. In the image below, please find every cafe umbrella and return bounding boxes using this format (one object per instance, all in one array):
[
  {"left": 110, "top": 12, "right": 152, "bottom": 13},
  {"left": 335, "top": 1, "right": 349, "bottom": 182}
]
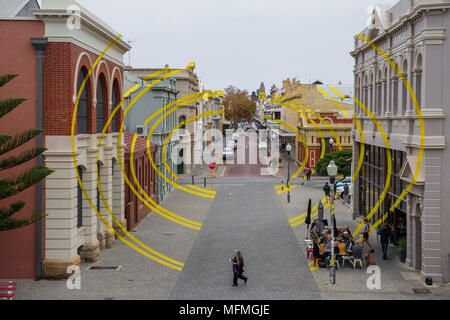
[
  {"left": 305, "top": 198, "right": 312, "bottom": 239},
  {"left": 317, "top": 200, "right": 324, "bottom": 235}
]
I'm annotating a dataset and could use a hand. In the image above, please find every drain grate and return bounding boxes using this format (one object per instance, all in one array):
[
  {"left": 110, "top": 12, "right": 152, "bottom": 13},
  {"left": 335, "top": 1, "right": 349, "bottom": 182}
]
[
  {"left": 162, "top": 233, "right": 175, "bottom": 236},
  {"left": 413, "top": 288, "right": 431, "bottom": 294},
  {"left": 87, "top": 265, "right": 121, "bottom": 270}
]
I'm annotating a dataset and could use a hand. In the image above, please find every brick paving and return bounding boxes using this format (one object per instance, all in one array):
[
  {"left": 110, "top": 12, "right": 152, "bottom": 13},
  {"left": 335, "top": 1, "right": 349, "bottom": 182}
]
[
  {"left": 278, "top": 178, "right": 450, "bottom": 300},
  {"left": 170, "top": 178, "right": 321, "bottom": 300},
  {"left": 6, "top": 188, "right": 214, "bottom": 300}
]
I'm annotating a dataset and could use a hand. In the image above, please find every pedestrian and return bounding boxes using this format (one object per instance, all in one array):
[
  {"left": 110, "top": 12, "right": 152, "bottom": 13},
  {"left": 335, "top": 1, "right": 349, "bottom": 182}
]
[
  {"left": 324, "top": 182, "right": 331, "bottom": 202},
  {"left": 310, "top": 218, "right": 318, "bottom": 231},
  {"left": 230, "top": 250, "right": 247, "bottom": 286},
  {"left": 361, "top": 219, "right": 375, "bottom": 253},
  {"left": 343, "top": 183, "right": 349, "bottom": 203},
  {"left": 305, "top": 165, "right": 311, "bottom": 181},
  {"left": 378, "top": 222, "right": 392, "bottom": 259}
]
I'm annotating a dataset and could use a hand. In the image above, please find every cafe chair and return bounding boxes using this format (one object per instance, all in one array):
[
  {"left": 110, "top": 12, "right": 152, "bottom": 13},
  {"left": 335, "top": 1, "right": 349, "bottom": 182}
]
[
  {"left": 353, "top": 258, "right": 363, "bottom": 270},
  {"left": 341, "top": 255, "right": 353, "bottom": 267}
]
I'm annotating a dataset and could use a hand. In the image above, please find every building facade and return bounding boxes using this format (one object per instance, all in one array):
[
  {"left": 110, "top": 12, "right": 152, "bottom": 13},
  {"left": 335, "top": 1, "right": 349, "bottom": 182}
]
[
  {"left": 0, "top": 0, "right": 130, "bottom": 279},
  {"left": 351, "top": 0, "right": 450, "bottom": 283},
  {"left": 124, "top": 71, "right": 178, "bottom": 204},
  {"left": 279, "top": 78, "right": 353, "bottom": 168},
  {"left": 128, "top": 67, "right": 199, "bottom": 175},
  {"left": 124, "top": 131, "right": 157, "bottom": 231}
]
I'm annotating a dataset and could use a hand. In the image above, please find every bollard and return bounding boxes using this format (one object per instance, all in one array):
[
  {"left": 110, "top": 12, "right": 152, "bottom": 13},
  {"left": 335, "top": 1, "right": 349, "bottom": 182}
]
[
  {"left": 204, "top": 177, "right": 206, "bottom": 188},
  {"left": 192, "top": 175, "right": 195, "bottom": 185},
  {"left": 281, "top": 180, "right": 284, "bottom": 191}
]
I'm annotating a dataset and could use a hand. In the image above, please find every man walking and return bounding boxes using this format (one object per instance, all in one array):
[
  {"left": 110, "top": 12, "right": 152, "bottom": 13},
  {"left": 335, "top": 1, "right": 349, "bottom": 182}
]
[
  {"left": 324, "top": 182, "right": 331, "bottom": 202},
  {"left": 378, "top": 222, "right": 392, "bottom": 259},
  {"left": 343, "top": 183, "right": 349, "bottom": 203}
]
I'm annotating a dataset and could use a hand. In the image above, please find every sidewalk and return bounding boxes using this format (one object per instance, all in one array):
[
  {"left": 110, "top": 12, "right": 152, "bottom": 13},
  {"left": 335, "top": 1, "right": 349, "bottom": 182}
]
[
  {"left": 3, "top": 187, "right": 215, "bottom": 300},
  {"left": 278, "top": 182, "right": 450, "bottom": 300}
]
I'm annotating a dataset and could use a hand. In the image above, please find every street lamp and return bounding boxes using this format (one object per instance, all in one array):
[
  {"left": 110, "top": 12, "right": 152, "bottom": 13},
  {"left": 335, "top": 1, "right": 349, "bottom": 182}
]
[
  {"left": 329, "top": 137, "right": 334, "bottom": 153},
  {"left": 286, "top": 143, "right": 292, "bottom": 203},
  {"left": 327, "top": 160, "right": 338, "bottom": 285}
]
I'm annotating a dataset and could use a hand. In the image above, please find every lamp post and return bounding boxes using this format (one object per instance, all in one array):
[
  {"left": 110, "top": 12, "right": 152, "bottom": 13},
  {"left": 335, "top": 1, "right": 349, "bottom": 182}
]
[
  {"left": 327, "top": 160, "right": 338, "bottom": 285},
  {"left": 286, "top": 143, "right": 292, "bottom": 203}
]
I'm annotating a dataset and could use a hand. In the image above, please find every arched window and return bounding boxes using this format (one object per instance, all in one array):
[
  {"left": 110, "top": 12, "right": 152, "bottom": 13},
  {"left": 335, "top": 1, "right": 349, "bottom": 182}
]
[
  {"left": 383, "top": 68, "right": 388, "bottom": 115},
  {"left": 97, "top": 74, "right": 107, "bottom": 133},
  {"left": 401, "top": 60, "right": 408, "bottom": 114},
  {"left": 414, "top": 55, "right": 422, "bottom": 113},
  {"left": 393, "top": 63, "right": 399, "bottom": 115},
  {"left": 369, "top": 72, "right": 374, "bottom": 113},
  {"left": 111, "top": 80, "right": 120, "bottom": 132},
  {"left": 179, "top": 115, "right": 186, "bottom": 129},
  {"left": 77, "top": 67, "right": 89, "bottom": 134}
]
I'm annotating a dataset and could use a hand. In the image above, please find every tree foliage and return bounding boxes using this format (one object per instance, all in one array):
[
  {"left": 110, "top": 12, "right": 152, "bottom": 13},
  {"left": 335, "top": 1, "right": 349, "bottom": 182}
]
[
  {"left": 0, "top": 74, "right": 53, "bottom": 231},
  {"left": 222, "top": 86, "right": 256, "bottom": 123},
  {"left": 314, "top": 149, "right": 352, "bottom": 177},
  {"left": 313, "top": 80, "right": 323, "bottom": 85}
]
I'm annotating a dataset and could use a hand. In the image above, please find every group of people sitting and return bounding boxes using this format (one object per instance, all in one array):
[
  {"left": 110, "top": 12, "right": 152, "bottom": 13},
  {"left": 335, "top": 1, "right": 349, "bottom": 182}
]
[{"left": 309, "top": 219, "right": 363, "bottom": 268}]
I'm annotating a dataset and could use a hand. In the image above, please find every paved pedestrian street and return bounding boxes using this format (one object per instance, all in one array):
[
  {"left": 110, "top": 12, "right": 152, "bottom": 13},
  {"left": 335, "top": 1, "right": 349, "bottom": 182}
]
[
  {"left": 170, "top": 178, "right": 320, "bottom": 300},
  {"left": 8, "top": 170, "right": 450, "bottom": 300}
]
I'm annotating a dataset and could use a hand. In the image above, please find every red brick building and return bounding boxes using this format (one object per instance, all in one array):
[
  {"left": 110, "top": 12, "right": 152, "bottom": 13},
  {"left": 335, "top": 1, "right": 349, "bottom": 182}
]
[
  {"left": 124, "top": 131, "right": 157, "bottom": 231},
  {"left": 0, "top": 0, "right": 130, "bottom": 279}
]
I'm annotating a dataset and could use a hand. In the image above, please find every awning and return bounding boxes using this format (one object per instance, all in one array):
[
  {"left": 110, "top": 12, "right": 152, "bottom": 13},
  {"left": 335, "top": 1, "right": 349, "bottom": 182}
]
[
  {"left": 271, "top": 128, "right": 296, "bottom": 137},
  {"left": 400, "top": 155, "right": 425, "bottom": 185}
]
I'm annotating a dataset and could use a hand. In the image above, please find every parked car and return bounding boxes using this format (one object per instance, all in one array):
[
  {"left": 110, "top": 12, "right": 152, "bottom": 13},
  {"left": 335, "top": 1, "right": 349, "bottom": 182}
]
[
  {"left": 258, "top": 141, "right": 267, "bottom": 150},
  {"left": 336, "top": 176, "right": 352, "bottom": 188},
  {"left": 223, "top": 147, "right": 234, "bottom": 160}
]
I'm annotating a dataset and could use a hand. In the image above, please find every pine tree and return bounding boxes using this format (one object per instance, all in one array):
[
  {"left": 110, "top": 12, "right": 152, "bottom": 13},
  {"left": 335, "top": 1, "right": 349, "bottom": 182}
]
[{"left": 0, "top": 74, "right": 54, "bottom": 231}]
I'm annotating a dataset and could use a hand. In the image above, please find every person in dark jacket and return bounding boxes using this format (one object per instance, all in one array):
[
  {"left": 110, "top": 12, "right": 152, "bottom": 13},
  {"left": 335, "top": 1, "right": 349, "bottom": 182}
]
[
  {"left": 231, "top": 250, "right": 247, "bottom": 286},
  {"left": 313, "top": 237, "right": 325, "bottom": 261},
  {"left": 343, "top": 183, "right": 350, "bottom": 202},
  {"left": 324, "top": 182, "right": 331, "bottom": 202},
  {"left": 378, "top": 222, "right": 392, "bottom": 259}
]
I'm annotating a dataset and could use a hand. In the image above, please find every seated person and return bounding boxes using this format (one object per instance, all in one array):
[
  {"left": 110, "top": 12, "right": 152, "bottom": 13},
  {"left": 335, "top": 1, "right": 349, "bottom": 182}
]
[
  {"left": 341, "top": 231, "right": 349, "bottom": 242},
  {"left": 310, "top": 227, "right": 319, "bottom": 242},
  {"left": 351, "top": 241, "right": 363, "bottom": 260},
  {"left": 344, "top": 225, "right": 351, "bottom": 235},
  {"left": 323, "top": 235, "right": 340, "bottom": 258},
  {"left": 346, "top": 235, "right": 355, "bottom": 253},
  {"left": 313, "top": 238, "right": 325, "bottom": 260},
  {"left": 310, "top": 219, "right": 319, "bottom": 231},
  {"left": 319, "top": 232, "right": 327, "bottom": 244}
]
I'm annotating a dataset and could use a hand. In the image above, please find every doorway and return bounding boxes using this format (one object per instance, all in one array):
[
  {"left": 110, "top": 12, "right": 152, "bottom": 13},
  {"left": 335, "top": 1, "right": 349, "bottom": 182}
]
[{"left": 177, "top": 149, "right": 184, "bottom": 174}]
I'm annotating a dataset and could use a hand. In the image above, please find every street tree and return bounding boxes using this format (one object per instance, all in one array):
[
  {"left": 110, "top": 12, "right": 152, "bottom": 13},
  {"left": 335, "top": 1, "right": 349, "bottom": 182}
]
[
  {"left": 314, "top": 149, "right": 352, "bottom": 177},
  {"left": 0, "top": 74, "right": 54, "bottom": 231},
  {"left": 223, "top": 85, "right": 256, "bottom": 124}
]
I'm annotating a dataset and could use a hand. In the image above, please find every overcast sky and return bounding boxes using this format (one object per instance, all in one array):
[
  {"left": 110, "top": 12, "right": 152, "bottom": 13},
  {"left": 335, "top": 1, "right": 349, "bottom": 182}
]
[{"left": 75, "top": 0, "right": 398, "bottom": 92}]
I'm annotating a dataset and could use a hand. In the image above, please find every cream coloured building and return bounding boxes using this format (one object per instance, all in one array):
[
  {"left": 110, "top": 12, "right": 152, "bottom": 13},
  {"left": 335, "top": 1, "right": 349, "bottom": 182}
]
[{"left": 32, "top": 0, "right": 130, "bottom": 278}]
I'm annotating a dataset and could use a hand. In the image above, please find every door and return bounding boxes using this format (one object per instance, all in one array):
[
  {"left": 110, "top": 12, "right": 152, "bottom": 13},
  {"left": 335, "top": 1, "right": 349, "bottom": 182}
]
[{"left": 177, "top": 149, "right": 184, "bottom": 174}]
